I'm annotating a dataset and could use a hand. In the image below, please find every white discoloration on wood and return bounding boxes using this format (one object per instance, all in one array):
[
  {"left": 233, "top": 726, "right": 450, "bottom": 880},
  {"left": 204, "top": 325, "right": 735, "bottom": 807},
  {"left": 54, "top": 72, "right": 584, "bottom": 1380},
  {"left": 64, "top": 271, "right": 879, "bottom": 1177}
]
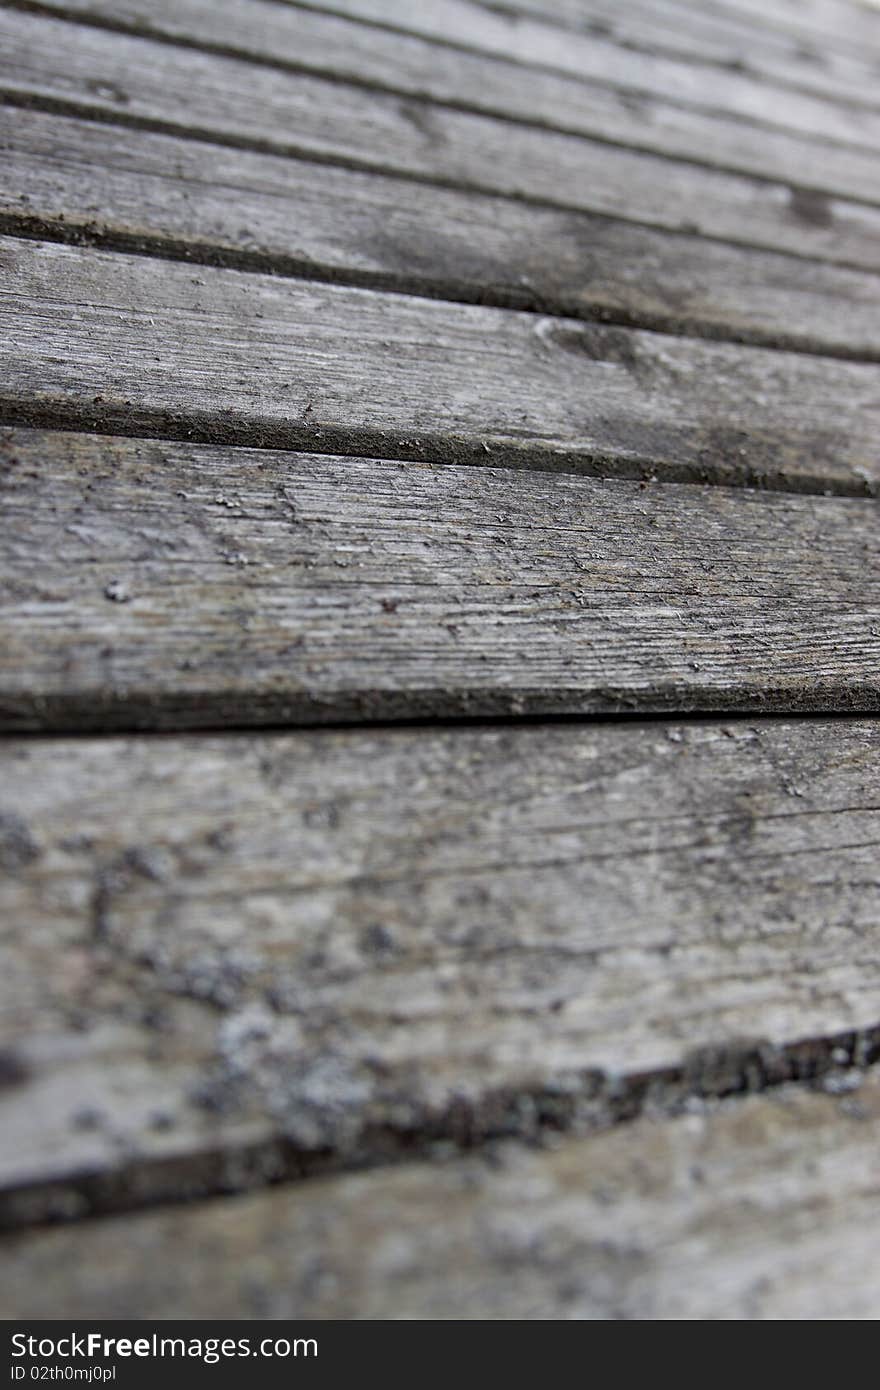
[
  {"left": 7, "top": 109, "right": 880, "bottom": 359},
  {"left": 4, "top": 10, "right": 880, "bottom": 267},
  {"left": 5, "top": 1068, "right": 880, "bottom": 1317},
  {"left": 0, "top": 716, "right": 879, "bottom": 1220},
  {"left": 1, "top": 430, "right": 879, "bottom": 729}
]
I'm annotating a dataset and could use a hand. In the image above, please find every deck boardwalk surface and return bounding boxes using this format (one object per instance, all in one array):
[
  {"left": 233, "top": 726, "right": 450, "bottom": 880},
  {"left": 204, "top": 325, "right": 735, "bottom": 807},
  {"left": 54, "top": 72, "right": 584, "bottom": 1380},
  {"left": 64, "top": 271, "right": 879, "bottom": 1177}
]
[{"left": 1, "top": 0, "right": 879, "bottom": 1320}]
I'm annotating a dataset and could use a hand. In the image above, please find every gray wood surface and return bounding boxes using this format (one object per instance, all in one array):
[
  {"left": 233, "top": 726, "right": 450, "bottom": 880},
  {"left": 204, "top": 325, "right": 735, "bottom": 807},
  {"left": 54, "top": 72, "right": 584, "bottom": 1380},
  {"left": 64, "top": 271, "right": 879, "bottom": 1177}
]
[
  {"left": 16, "top": 0, "right": 880, "bottom": 208},
  {"left": 4, "top": 0, "right": 880, "bottom": 1322},
  {"left": 259, "top": 0, "right": 880, "bottom": 145},
  {"left": 694, "top": 0, "right": 880, "bottom": 56},
  {"left": 1, "top": 716, "right": 879, "bottom": 1223},
  {"left": 7, "top": 110, "right": 880, "bottom": 361},
  {"left": 306, "top": 0, "right": 880, "bottom": 65},
  {"left": 5, "top": 1076, "right": 880, "bottom": 1318},
  {"left": 2, "top": 429, "right": 880, "bottom": 730},
  {"left": 466, "top": 0, "right": 880, "bottom": 107},
  {"left": 3, "top": 243, "right": 880, "bottom": 497},
  {"left": 5, "top": 11, "right": 880, "bottom": 269}
]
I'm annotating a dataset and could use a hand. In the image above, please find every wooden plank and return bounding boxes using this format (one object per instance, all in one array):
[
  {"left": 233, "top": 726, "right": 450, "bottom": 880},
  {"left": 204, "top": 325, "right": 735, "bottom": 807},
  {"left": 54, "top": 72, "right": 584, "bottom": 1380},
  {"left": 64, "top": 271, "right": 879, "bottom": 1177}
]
[
  {"left": 698, "top": 0, "right": 880, "bottom": 57},
  {"left": 5, "top": 13, "right": 880, "bottom": 268},
  {"left": 468, "top": 0, "right": 880, "bottom": 109},
  {"left": 16, "top": 0, "right": 880, "bottom": 208},
  {"left": 7, "top": 109, "right": 880, "bottom": 361},
  {"left": 5, "top": 1076, "right": 880, "bottom": 1317},
  {"left": 306, "top": 0, "right": 880, "bottom": 66},
  {"left": 2, "top": 243, "right": 880, "bottom": 496},
  {"left": 1, "top": 716, "right": 879, "bottom": 1223},
  {"left": 253, "top": 0, "right": 880, "bottom": 143},
  {"left": 2, "top": 429, "right": 880, "bottom": 730}
]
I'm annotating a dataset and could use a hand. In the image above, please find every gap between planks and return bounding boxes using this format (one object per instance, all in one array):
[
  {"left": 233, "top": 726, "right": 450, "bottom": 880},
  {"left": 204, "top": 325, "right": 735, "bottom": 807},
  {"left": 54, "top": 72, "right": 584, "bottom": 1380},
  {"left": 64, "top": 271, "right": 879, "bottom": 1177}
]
[
  {"left": 6, "top": 7, "right": 880, "bottom": 258},
  {"left": 5, "top": 104, "right": 880, "bottom": 364},
  {"left": 5, "top": 1071, "right": 880, "bottom": 1317},
  {"left": 290, "top": 0, "right": 880, "bottom": 70},
  {"left": 1, "top": 206, "right": 875, "bottom": 368},
  {"left": 671, "top": 0, "right": 880, "bottom": 61},
  {"left": 2, "top": 716, "right": 880, "bottom": 1227},
  {"left": 12, "top": 85, "right": 878, "bottom": 282},
  {"left": 459, "top": 0, "right": 880, "bottom": 112},
  {"left": 1, "top": 429, "right": 880, "bottom": 734},
  {"left": 20, "top": 0, "right": 880, "bottom": 162},
  {"left": 2, "top": 242, "right": 880, "bottom": 502}
]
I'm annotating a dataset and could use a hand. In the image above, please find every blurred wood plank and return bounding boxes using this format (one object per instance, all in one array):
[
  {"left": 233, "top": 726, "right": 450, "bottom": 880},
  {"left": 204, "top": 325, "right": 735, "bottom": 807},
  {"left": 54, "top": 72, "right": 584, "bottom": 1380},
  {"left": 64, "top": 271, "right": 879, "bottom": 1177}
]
[
  {"left": 254, "top": 0, "right": 880, "bottom": 136},
  {"left": 17, "top": 0, "right": 880, "bottom": 201},
  {"left": 4, "top": 10, "right": 880, "bottom": 266},
  {"left": 462, "top": 0, "right": 880, "bottom": 107},
  {"left": 4, "top": 1071, "right": 880, "bottom": 1317},
  {"left": 1, "top": 716, "right": 879, "bottom": 1222},
  {"left": 302, "top": 0, "right": 880, "bottom": 64},
  {"left": 693, "top": 0, "right": 880, "bottom": 56}
]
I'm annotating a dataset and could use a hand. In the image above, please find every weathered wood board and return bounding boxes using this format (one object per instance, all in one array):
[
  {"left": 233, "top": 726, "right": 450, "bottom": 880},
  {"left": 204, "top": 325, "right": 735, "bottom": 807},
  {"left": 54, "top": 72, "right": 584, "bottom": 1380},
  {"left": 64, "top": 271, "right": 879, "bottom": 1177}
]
[
  {"left": 2, "top": 430, "right": 880, "bottom": 730},
  {"left": 465, "top": 0, "right": 880, "bottom": 106},
  {"left": 16, "top": 0, "right": 880, "bottom": 205},
  {"left": 690, "top": 0, "right": 880, "bottom": 56},
  {"left": 5, "top": 11, "right": 880, "bottom": 268},
  {"left": 264, "top": 0, "right": 880, "bottom": 151},
  {"left": 2, "top": 244, "right": 880, "bottom": 496},
  {"left": 304, "top": 0, "right": 880, "bottom": 67},
  {"left": 5, "top": 1062, "right": 880, "bottom": 1318},
  {"left": 1, "top": 716, "right": 879, "bottom": 1223},
  {"left": 7, "top": 108, "right": 880, "bottom": 360},
  {"left": 3, "top": 0, "right": 880, "bottom": 1322},
  {"left": 258, "top": 0, "right": 880, "bottom": 144}
]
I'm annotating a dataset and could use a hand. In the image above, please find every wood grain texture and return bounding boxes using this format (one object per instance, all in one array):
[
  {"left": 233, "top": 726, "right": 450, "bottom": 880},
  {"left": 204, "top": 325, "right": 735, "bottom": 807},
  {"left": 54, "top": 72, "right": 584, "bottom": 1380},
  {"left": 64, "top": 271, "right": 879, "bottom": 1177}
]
[
  {"left": 1, "top": 716, "right": 879, "bottom": 1222},
  {"left": 2, "top": 429, "right": 880, "bottom": 730},
  {"left": 2, "top": 242, "right": 880, "bottom": 496},
  {"left": 465, "top": 0, "right": 880, "bottom": 109},
  {"left": 694, "top": 0, "right": 880, "bottom": 57},
  {"left": 5, "top": 1075, "right": 880, "bottom": 1318},
  {"left": 260, "top": 0, "right": 880, "bottom": 146},
  {"left": 5, "top": 12, "right": 880, "bottom": 270},
  {"left": 16, "top": 0, "right": 880, "bottom": 209},
  {"left": 305, "top": 0, "right": 880, "bottom": 65},
  {"left": 7, "top": 109, "right": 880, "bottom": 361}
]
